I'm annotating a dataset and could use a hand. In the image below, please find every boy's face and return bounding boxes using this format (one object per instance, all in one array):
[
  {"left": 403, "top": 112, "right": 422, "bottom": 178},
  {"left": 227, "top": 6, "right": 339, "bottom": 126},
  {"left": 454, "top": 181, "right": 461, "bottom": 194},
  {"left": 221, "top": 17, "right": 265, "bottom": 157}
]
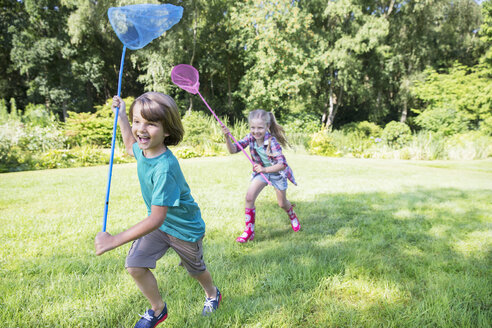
[
  {"left": 132, "top": 106, "right": 169, "bottom": 157},
  {"left": 250, "top": 118, "right": 268, "bottom": 143}
]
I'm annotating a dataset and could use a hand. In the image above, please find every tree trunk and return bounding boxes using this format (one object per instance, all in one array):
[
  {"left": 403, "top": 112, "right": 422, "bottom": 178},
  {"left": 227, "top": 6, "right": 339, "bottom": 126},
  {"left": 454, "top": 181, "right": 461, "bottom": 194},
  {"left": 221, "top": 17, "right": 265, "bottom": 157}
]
[
  {"left": 188, "top": 2, "right": 198, "bottom": 113},
  {"left": 227, "top": 56, "right": 232, "bottom": 110},
  {"left": 62, "top": 99, "right": 68, "bottom": 122},
  {"left": 400, "top": 98, "right": 407, "bottom": 123},
  {"left": 325, "top": 84, "right": 334, "bottom": 128},
  {"left": 188, "top": 96, "right": 193, "bottom": 112},
  {"left": 190, "top": 3, "right": 197, "bottom": 67},
  {"left": 384, "top": 0, "right": 396, "bottom": 18},
  {"left": 325, "top": 83, "right": 343, "bottom": 129}
]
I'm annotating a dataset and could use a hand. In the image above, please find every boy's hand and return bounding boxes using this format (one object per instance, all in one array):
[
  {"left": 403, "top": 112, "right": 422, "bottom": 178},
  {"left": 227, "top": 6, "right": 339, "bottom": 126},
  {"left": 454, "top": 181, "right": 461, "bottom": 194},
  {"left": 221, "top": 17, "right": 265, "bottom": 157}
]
[
  {"left": 95, "top": 231, "right": 116, "bottom": 256},
  {"left": 111, "top": 96, "right": 127, "bottom": 119}
]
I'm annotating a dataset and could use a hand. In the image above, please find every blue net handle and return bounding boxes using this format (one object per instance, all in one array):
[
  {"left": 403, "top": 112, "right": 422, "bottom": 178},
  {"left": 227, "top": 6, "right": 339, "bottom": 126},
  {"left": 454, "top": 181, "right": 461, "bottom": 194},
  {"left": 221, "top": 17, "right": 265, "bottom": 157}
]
[
  {"left": 102, "top": 46, "right": 126, "bottom": 232},
  {"left": 108, "top": 4, "right": 183, "bottom": 50}
]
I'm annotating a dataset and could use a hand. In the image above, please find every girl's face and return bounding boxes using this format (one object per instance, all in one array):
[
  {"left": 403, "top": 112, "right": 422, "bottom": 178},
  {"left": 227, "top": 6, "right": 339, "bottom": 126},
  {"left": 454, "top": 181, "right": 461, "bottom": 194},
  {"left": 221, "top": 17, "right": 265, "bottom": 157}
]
[
  {"left": 249, "top": 118, "right": 269, "bottom": 143},
  {"left": 132, "top": 106, "right": 169, "bottom": 158}
]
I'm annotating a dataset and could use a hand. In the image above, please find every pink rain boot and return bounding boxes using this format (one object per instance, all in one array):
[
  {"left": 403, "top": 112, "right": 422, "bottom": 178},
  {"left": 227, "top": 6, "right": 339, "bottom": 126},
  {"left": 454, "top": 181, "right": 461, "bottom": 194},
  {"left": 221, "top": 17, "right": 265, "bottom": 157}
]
[
  {"left": 286, "top": 205, "right": 300, "bottom": 231},
  {"left": 236, "top": 208, "right": 255, "bottom": 243}
]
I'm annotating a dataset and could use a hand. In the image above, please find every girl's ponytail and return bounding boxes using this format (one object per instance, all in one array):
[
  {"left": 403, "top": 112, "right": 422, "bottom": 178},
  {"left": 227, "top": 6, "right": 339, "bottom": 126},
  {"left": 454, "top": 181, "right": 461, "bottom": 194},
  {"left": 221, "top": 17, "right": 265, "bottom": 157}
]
[{"left": 268, "top": 112, "right": 289, "bottom": 147}]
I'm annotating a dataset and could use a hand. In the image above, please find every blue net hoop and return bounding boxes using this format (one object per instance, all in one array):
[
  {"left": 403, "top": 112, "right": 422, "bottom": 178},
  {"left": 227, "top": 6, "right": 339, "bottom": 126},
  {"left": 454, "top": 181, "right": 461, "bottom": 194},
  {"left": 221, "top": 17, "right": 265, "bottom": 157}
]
[{"left": 108, "top": 3, "right": 183, "bottom": 50}]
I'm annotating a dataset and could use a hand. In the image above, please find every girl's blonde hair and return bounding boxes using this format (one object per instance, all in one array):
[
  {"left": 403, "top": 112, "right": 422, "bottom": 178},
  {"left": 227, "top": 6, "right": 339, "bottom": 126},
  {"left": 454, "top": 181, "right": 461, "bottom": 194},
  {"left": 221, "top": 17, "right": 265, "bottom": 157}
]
[
  {"left": 248, "top": 109, "right": 288, "bottom": 147},
  {"left": 129, "top": 92, "right": 184, "bottom": 146}
]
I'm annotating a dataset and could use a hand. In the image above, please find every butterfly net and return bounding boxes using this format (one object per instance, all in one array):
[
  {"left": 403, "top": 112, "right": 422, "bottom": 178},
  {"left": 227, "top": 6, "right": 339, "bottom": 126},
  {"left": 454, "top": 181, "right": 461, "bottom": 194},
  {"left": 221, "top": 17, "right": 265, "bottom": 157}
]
[
  {"left": 171, "top": 64, "right": 200, "bottom": 95},
  {"left": 108, "top": 3, "right": 183, "bottom": 50}
]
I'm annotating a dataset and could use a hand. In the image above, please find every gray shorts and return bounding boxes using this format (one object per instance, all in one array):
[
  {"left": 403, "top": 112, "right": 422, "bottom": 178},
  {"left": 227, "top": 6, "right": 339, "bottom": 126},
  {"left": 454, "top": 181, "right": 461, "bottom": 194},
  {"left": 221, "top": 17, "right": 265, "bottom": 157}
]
[
  {"left": 125, "top": 229, "right": 206, "bottom": 276},
  {"left": 252, "top": 172, "right": 288, "bottom": 191}
]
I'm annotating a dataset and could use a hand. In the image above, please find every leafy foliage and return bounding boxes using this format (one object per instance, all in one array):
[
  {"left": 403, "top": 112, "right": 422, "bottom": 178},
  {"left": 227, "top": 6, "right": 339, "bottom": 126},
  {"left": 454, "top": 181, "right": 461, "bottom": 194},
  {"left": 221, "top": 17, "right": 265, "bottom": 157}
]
[
  {"left": 281, "top": 112, "right": 321, "bottom": 134},
  {"left": 341, "top": 121, "right": 383, "bottom": 138},
  {"left": 308, "top": 131, "right": 338, "bottom": 157},
  {"left": 411, "top": 64, "right": 492, "bottom": 135},
  {"left": 382, "top": 121, "right": 412, "bottom": 148},
  {"left": 0, "top": 119, "right": 66, "bottom": 172},
  {"left": 1, "top": 0, "right": 489, "bottom": 130},
  {"left": 35, "top": 146, "right": 132, "bottom": 169},
  {"left": 63, "top": 97, "right": 134, "bottom": 147}
]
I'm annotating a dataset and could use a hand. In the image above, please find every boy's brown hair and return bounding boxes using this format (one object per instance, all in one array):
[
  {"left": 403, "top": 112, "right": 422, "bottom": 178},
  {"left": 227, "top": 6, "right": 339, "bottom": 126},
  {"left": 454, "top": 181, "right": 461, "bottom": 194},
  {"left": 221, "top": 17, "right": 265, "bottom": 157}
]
[{"left": 129, "top": 92, "right": 184, "bottom": 146}]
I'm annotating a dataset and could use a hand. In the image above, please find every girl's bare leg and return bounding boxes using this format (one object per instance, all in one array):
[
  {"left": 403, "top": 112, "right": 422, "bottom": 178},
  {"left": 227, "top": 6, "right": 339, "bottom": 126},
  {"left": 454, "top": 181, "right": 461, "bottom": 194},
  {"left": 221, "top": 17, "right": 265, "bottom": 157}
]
[
  {"left": 245, "top": 178, "right": 267, "bottom": 208},
  {"left": 274, "top": 188, "right": 300, "bottom": 231}
]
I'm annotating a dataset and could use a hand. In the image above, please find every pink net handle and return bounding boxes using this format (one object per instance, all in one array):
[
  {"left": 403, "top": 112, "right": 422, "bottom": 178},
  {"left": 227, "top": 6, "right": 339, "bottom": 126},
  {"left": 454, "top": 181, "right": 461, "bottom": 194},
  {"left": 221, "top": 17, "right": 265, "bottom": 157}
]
[
  {"left": 171, "top": 64, "right": 271, "bottom": 185},
  {"left": 196, "top": 93, "right": 271, "bottom": 185}
]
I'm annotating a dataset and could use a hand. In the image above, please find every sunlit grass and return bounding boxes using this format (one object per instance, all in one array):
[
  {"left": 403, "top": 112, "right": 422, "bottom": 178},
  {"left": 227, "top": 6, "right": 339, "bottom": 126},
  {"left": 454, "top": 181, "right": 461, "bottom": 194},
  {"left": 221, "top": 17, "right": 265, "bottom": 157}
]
[{"left": 1, "top": 154, "right": 491, "bottom": 327}]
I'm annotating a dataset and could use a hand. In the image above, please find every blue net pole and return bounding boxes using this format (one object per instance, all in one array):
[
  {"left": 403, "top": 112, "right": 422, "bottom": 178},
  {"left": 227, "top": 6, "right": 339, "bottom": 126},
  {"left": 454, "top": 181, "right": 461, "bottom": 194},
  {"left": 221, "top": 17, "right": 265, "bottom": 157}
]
[{"left": 102, "top": 45, "right": 127, "bottom": 232}]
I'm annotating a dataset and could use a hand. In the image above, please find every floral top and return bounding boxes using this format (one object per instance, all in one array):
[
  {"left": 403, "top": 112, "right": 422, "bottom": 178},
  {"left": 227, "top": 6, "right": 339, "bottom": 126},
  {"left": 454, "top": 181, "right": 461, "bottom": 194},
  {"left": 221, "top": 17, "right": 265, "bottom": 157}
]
[{"left": 234, "top": 132, "right": 297, "bottom": 185}]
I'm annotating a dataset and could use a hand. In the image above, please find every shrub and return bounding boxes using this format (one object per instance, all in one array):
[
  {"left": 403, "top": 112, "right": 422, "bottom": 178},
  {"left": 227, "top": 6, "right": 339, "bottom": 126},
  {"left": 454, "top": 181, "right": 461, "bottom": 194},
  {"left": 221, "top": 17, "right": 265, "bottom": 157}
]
[
  {"left": 406, "top": 131, "right": 447, "bottom": 160},
  {"left": 382, "top": 121, "right": 412, "bottom": 148},
  {"left": 281, "top": 112, "right": 321, "bottom": 134},
  {"left": 414, "top": 106, "right": 468, "bottom": 136},
  {"left": 174, "top": 146, "right": 203, "bottom": 159},
  {"left": 308, "top": 131, "right": 338, "bottom": 156},
  {"left": 22, "top": 103, "right": 57, "bottom": 127},
  {"left": 445, "top": 131, "right": 492, "bottom": 160},
  {"left": 0, "top": 99, "right": 8, "bottom": 121},
  {"left": 341, "top": 121, "right": 383, "bottom": 138},
  {"left": 480, "top": 116, "right": 492, "bottom": 136},
  {"left": 0, "top": 120, "right": 67, "bottom": 172},
  {"left": 328, "top": 129, "right": 375, "bottom": 158},
  {"left": 64, "top": 111, "right": 115, "bottom": 148},
  {"left": 182, "top": 111, "right": 220, "bottom": 146},
  {"left": 34, "top": 146, "right": 133, "bottom": 169},
  {"left": 411, "top": 64, "right": 492, "bottom": 135},
  {"left": 63, "top": 97, "right": 134, "bottom": 148}
]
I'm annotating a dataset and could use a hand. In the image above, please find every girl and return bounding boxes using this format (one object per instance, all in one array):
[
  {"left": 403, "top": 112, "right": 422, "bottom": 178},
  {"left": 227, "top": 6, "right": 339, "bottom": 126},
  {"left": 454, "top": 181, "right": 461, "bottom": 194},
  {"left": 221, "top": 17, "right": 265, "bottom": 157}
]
[
  {"left": 95, "top": 92, "right": 221, "bottom": 328},
  {"left": 222, "top": 109, "right": 300, "bottom": 243}
]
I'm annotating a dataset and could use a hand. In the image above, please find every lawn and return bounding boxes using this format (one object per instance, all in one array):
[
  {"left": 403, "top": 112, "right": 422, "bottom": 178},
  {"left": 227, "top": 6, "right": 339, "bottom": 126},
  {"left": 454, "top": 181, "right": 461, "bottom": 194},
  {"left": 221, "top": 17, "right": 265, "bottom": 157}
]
[{"left": 1, "top": 152, "right": 491, "bottom": 327}]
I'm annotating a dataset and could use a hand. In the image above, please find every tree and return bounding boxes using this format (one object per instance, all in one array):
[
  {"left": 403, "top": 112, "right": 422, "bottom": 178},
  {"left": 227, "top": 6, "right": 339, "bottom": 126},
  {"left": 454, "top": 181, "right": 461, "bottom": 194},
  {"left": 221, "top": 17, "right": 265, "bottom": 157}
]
[
  {"left": 301, "top": 0, "right": 389, "bottom": 128},
  {"left": 134, "top": 0, "right": 249, "bottom": 120},
  {"left": 227, "top": 0, "right": 318, "bottom": 119},
  {"left": 479, "top": 0, "right": 492, "bottom": 70},
  {"left": 10, "top": 0, "right": 74, "bottom": 119},
  {"left": 63, "top": 0, "right": 144, "bottom": 115},
  {"left": 383, "top": 0, "right": 483, "bottom": 123},
  {"left": 0, "top": 0, "right": 29, "bottom": 110}
]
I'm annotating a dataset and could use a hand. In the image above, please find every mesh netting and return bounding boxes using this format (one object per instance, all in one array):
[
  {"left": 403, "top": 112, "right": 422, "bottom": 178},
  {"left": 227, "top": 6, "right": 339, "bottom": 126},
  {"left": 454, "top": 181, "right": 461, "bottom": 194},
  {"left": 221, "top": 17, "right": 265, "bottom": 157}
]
[
  {"left": 108, "top": 4, "right": 183, "bottom": 50},
  {"left": 171, "top": 64, "right": 200, "bottom": 95}
]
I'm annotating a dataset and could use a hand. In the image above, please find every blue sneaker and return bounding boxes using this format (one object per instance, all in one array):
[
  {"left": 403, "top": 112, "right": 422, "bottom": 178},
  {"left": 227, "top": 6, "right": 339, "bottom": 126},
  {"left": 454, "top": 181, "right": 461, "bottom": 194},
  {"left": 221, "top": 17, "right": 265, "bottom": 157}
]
[
  {"left": 202, "top": 287, "right": 221, "bottom": 316},
  {"left": 134, "top": 304, "right": 168, "bottom": 328}
]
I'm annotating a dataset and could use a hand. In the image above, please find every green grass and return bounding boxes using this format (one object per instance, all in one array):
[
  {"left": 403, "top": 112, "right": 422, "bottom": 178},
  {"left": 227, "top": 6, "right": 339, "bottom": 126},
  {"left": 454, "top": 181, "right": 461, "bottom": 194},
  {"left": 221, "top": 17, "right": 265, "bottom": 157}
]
[{"left": 1, "top": 153, "right": 491, "bottom": 327}]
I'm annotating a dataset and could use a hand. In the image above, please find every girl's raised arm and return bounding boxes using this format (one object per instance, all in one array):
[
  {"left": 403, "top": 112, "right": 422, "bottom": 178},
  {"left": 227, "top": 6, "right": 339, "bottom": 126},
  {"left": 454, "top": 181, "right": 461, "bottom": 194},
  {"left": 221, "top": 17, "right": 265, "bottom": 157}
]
[{"left": 222, "top": 126, "right": 237, "bottom": 154}]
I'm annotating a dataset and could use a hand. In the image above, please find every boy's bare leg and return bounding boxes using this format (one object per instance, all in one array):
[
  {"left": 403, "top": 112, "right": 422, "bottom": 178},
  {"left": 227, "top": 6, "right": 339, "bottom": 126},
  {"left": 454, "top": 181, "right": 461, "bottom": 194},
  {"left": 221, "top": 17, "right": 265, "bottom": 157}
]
[
  {"left": 192, "top": 270, "right": 217, "bottom": 298},
  {"left": 127, "top": 267, "right": 166, "bottom": 316}
]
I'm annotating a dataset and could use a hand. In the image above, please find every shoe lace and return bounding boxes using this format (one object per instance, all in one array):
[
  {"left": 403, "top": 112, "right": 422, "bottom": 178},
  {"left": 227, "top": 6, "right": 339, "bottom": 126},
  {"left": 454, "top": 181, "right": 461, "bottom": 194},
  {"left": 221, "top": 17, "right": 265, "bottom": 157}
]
[
  {"left": 203, "top": 298, "right": 214, "bottom": 309},
  {"left": 140, "top": 311, "right": 154, "bottom": 321}
]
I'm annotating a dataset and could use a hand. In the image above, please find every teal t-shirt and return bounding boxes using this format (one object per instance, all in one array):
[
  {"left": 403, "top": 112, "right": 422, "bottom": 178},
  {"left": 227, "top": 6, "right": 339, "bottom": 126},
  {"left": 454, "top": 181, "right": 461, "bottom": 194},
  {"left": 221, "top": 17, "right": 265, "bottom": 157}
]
[
  {"left": 254, "top": 141, "right": 272, "bottom": 167},
  {"left": 133, "top": 143, "right": 205, "bottom": 242}
]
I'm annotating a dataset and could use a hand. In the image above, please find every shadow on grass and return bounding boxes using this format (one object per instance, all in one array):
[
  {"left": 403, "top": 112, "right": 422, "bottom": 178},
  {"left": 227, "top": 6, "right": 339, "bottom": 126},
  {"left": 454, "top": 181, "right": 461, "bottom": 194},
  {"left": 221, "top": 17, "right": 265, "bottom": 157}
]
[
  {"left": 200, "top": 187, "right": 491, "bottom": 327},
  {"left": 13, "top": 187, "right": 489, "bottom": 327}
]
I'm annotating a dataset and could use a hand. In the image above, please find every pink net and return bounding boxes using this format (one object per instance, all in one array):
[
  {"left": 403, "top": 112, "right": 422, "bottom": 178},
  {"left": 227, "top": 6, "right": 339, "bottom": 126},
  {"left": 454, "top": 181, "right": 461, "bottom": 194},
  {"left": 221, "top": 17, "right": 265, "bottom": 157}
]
[
  {"left": 171, "top": 64, "right": 200, "bottom": 95},
  {"left": 170, "top": 63, "right": 271, "bottom": 185}
]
